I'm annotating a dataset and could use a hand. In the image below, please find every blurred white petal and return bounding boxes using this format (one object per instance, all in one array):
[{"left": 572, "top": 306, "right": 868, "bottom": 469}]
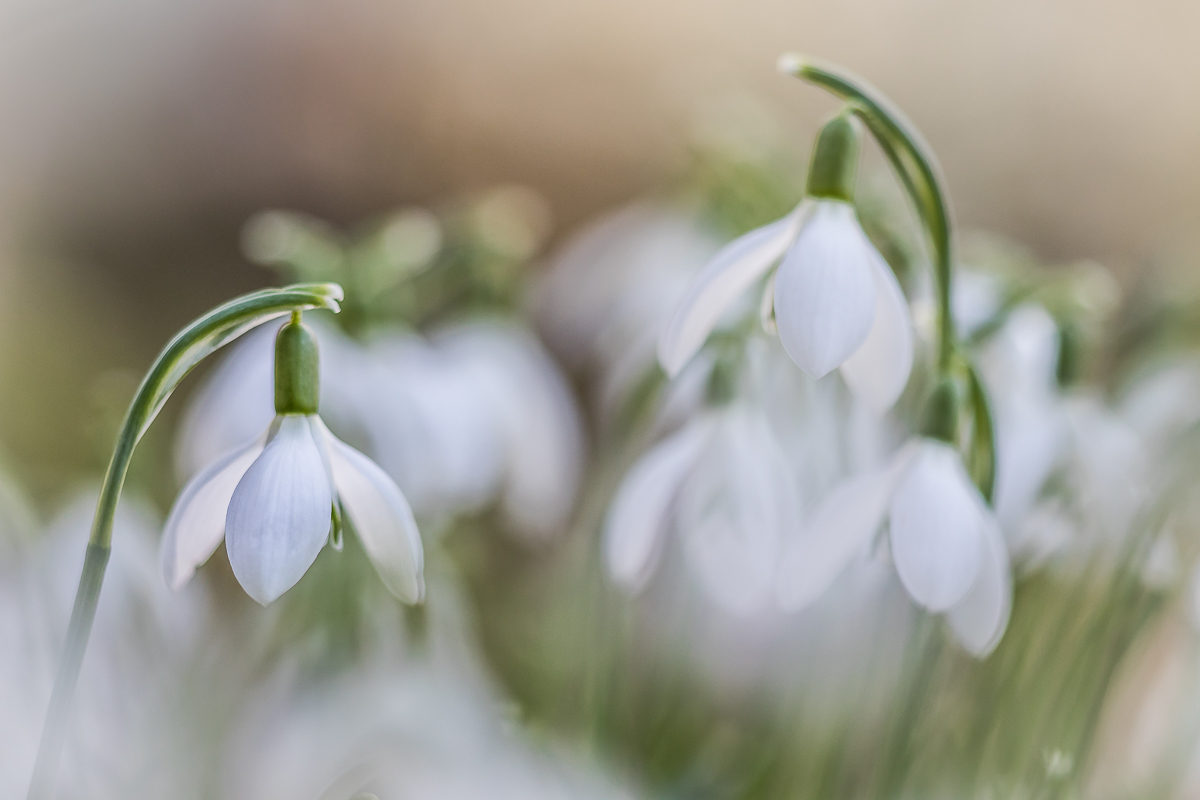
[
  {"left": 318, "top": 419, "right": 425, "bottom": 604},
  {"left": 946, "top": 510, "right": 1012, "bottom": 657},
  {"left": 658, "top": 201, "right": 810, "bottom": 377},
  {"left": 437, "top": 322, "right": 586, "bottom": 541},
  {"left": 678, "top": 409, "right": 797, "bottom": 615},
  {"left": 888, "top": 440, "right": 986, "bottom": 611},
  {"left": 776, "top": 442, "right": 917, "bottom": 612},
  {"left": 774, "top": 201, "right": 877, "bottom": 378},
  {"left": 175, "top": 324, "right": 274, "bottom": 480},
  {"left": 535, "top": 205, "right": 716, "bottom": 370},
  {"left": 603, "top": 420, "right": 709, "bottom": 591},
  {"left": 161, "top": 434, "right": 264, "bottom": 591},
  {"left": 993, "top": 402, "right": 1066, "bottom": 529},
  {"left": 226, "top": 415, "right": 332, "bottom": 605},
  {"left": 952, "top": 270, "right": 1002, "bottom": 338},
  {"left": 368, "top": 335, "right": 507, "bottom": 516},
  {"left": 839, "top": 256, "right": 914, "bottom": 412}
]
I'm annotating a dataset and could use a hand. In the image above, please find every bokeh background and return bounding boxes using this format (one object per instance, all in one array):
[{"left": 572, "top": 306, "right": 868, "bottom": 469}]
[
  {"left": 6, "top": 3, "right": 1200, "bottom": 798},
  {"left": 2, "top": 0, "right": 1200, "bottom": 501}
]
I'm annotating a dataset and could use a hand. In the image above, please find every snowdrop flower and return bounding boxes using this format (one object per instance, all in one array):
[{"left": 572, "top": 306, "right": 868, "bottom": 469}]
[
  {"left": 433, "top": 321, "right": 586, "bottom": 541},
  {"left": 777, "top": 437, "right": 1011, "bottom": 656},
  {"left": 658, "top": 114, "right": 914, "bottom": 413},
  {"left": 604, "top": 404, "right": 799, "bottom": 616},
  {"left": 978, "top": 304, "right": 1069, "bottom": 530},
  {"left": 161, "top": 314, "right": 424, "bottom": 606}
]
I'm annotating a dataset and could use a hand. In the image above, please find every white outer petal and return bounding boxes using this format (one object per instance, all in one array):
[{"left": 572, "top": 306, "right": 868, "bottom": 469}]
[
  {"left": 225, "top": 415, "right": 332, "bottom": 605},
  {"left": 657, "top": 201, "right": 810, "bottom": 377},
  {"left": 888, "top": 440, "right": 986, "bottom": 611},
  {"left": 776, "top": 442, "right": 919, "bottom": 612},
  {"left": 839, "top": 255, "right": 914, "bottom": 412},
  {"left": 946, "top": 509, "right": 1012, "bottom": 657},
  {"left": 773, "top": 201, "right": 880, "bottom": 378},
  {"left": 680, "top": 409, "right": 798, "bottom": 615},
  {"left": 603, "top": 420, "right": 710, "bottom": 592},
  {"left": 161, "top": 435, "right": 265, "bottom": 590},
  {"left": 320, "top": 422, "right": 425, "bottom": 604}
]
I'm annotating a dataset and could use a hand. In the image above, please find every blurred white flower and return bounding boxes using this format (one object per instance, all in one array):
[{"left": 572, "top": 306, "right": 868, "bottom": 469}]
[
  {"left": 604, "top": 404, "right": 799, "bottom": 616},
  {"left": 1, "top": 491, "right": 209, "bottom": 799},
  {"left": 659, "top": 199, "right": 914, "bottom": 412},
  {"left": 977, "top": 304, "right": 1069, "bottom": 530},
  {"left": 433, "top": 320, "right": 585, "bottom": 541},
  {"left": 535, "top": 204, "right": 719, "bottom": 426},
  {"left": 776, "top": 437, "right": 1012, "bottom": 656},
  {"left": 1120, "top": 357, "right": 1200, "bottom": 456},
  {"left": 223, "top": 658, "right": 634, "bottom": 800}
]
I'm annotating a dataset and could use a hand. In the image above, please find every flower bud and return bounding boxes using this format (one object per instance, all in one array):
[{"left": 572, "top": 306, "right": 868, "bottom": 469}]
[
  {"left": 274, "top": 313, "right": 320, "bottom": 415},
  {"left": 805, "top": 113, "right": 862, "bottom": 203}
]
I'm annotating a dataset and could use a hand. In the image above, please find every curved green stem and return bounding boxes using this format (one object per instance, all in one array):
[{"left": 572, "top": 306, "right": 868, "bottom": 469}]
[
  {"left": 779, "top": 54, "right": 956, "bottom": 372},
  {"left": 780, "top": 54, "right": 1001, "bottom": 501},
  {"left": 27, "top": 282, "right": 343, "bottom": 800}
]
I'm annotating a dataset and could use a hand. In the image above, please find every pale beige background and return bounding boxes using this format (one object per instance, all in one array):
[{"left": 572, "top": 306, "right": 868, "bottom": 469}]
[{"left": 0, "top": 0, "right": 1198, "bottom": 492}]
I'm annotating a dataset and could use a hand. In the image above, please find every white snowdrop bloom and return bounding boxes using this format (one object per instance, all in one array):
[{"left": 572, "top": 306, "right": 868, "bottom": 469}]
[
  {"left": 978, "top": 304, "right": 1069, "bottom": 530},
  {"left": 604, "top": 405, "right": 799, "bottom": 616},
  {"left": 162, "top": 316, "right": 424, "bottom": 606},
  {"left": 658, "top": 117, "right": 914, "bottom": 413},
  {"left": 776, "top": 437, "right": 1011, "bottom": 656},
  {"left": 434, "top": 320, "right": 586, "bottom": 542},
  {"left": 363, "top": 333, "right": 508, "bottom": 518}
]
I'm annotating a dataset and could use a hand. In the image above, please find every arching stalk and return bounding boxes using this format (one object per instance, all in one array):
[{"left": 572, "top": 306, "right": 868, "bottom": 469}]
[
  {"left": 779, "top": 54, "right": 956, "bottom": 373},
  {"left": 27, "top": 283, "right": 343, "bottom": 800}
]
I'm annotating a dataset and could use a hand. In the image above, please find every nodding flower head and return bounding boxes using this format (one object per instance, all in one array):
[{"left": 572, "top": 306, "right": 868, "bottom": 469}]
[
  {"left": 658, "top": 113, "right": 914, "bottom": 414},
  {"left": 161, "top": 313, "right": 424, "bottom": 606}
]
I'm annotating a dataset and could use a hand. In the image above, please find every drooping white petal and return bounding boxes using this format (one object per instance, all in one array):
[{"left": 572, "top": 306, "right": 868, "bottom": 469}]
[
  {"left": 161, "top": 435, "right": 265, "bottom": 590},
  {"left": 658, "top": 201, "right": 811, "bottom": 377},
  {"left": 774, "top": 201, "right": 879, "bottom": 378},
  {"left": 226, "top": 415, "right": 332, "bottom": 605},
  {"left": 839, "top": 255, "right": 914, "bottom": 412},
  {"left": 603, "top": 419, "right": 710, "bottom": 592},
  {"left": 946, "top": 510, "right": 1012, "bottom": 657},
  {"left": 316, "top": 419, "right": 425, "bottom": 604},
  {"left": 776, "top": 443, "right": 919, "bottom": 612},
  {"left": 678, "top": 409, "right": 797, "bottom": 615},
  {"left": 888, "top": 440, "right": 986, "bottom": 611}
]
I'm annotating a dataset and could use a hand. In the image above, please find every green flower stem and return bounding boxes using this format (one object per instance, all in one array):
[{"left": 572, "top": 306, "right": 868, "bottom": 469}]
[
  {"left": 779, "top": 54, "right": 955, "bottom": 373},
  {"left": 781, "top": 55, "right": 1000, "bottom": 499},
  {"left": 27, "top": 283, "right": 343, "bottom": 800}
]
